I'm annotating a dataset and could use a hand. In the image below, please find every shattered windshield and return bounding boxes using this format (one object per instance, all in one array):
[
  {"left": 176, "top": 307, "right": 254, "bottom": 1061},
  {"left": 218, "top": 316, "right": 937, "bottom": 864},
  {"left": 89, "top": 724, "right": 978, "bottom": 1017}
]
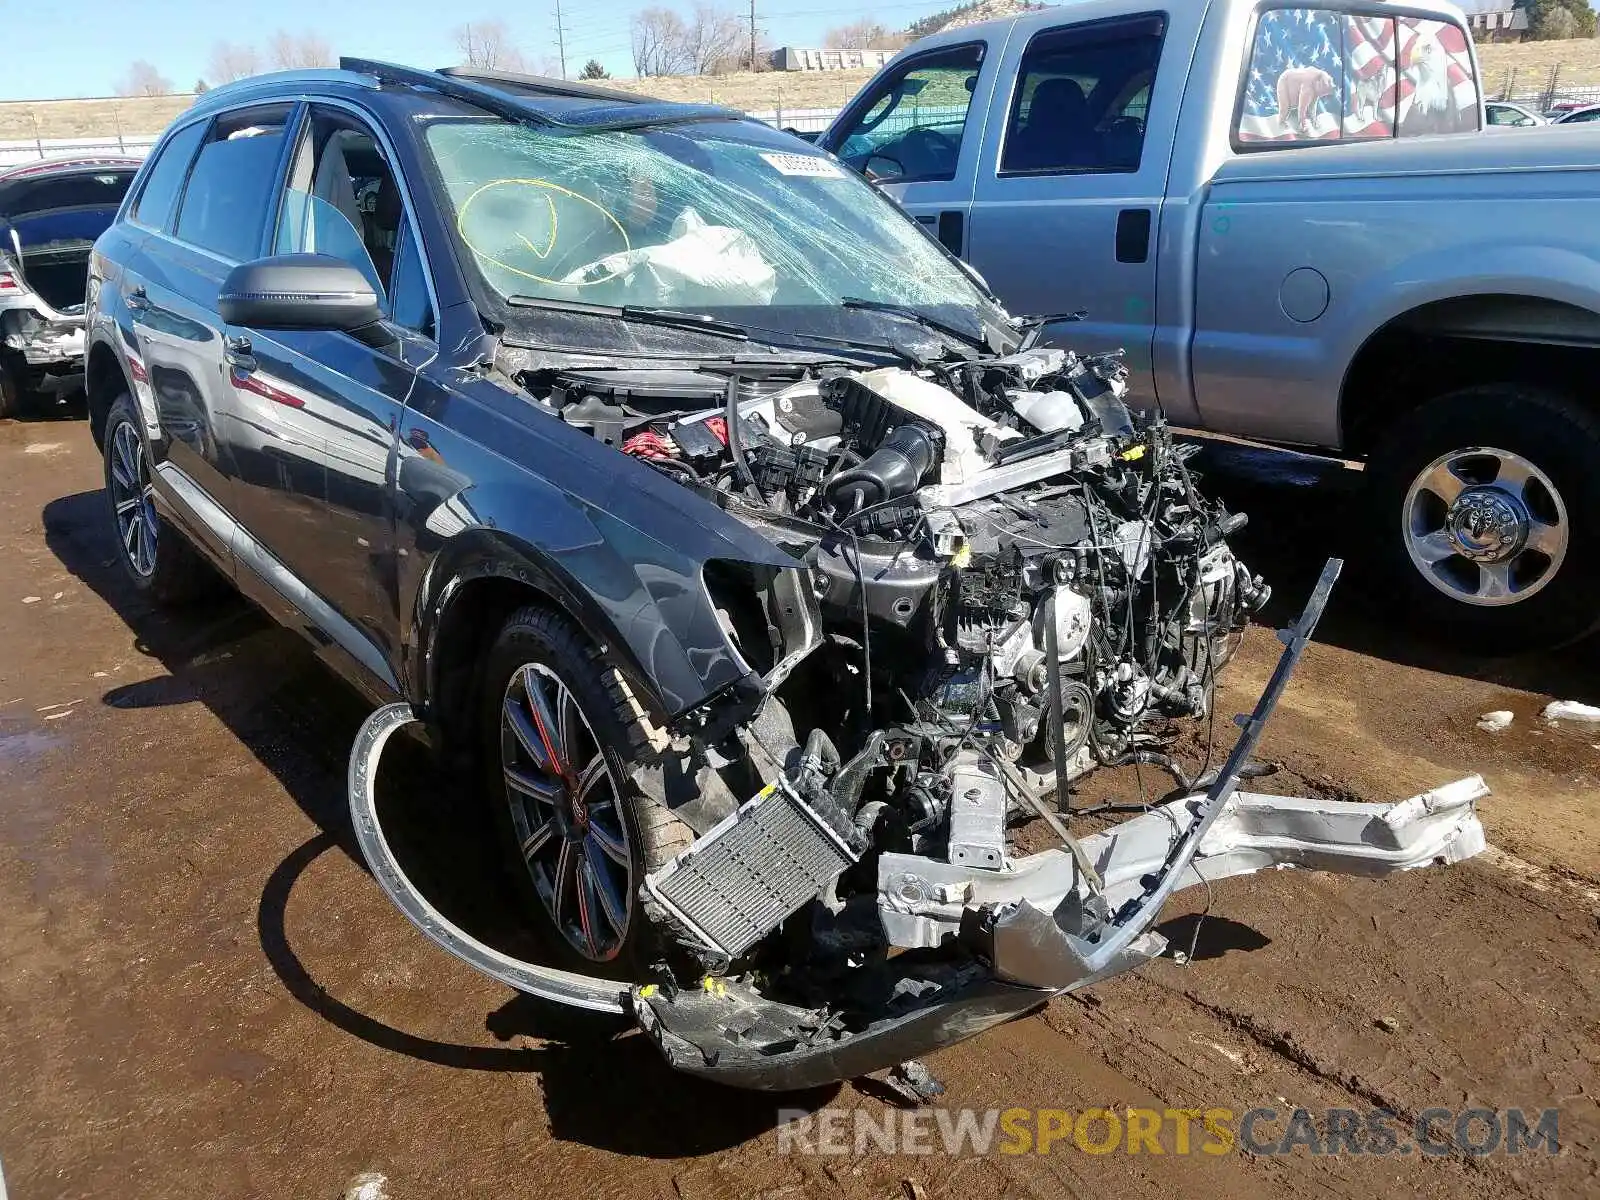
[{"left": 423, "top": 117, "right": 999, "bottom": 339}]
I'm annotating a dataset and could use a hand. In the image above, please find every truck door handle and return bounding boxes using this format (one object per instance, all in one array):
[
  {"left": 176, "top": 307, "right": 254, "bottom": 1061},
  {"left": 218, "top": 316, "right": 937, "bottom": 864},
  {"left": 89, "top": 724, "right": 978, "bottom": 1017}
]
[
  {"left": 1115, "top": 209, "right": 1152, "bottom": 265},
  {"left": 936, "top": 210, "right": 964, "bottom": 257},
  {"left": 125, "top": 285, "right": 149, "bottom": 312}
]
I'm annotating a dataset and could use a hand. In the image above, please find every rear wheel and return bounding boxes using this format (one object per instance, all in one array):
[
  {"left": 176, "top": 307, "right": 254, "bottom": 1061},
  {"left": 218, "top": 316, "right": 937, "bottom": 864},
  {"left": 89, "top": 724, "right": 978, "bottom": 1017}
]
[
  {"left": 102, "top": 395, "right": 216, "bottom": 604},
  {"left": 480, "top": 606, "right": 692, "bottom": 976},
  {"left": 1365, "top": 384, "right": 1600, "bottom": 650}
]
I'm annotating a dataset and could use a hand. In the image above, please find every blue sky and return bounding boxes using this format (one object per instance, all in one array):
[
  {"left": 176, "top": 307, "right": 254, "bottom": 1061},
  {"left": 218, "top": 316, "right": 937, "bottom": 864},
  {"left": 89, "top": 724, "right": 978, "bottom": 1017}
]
[{"left": 2, "top": 0, "right": 964, "bottom": 100}]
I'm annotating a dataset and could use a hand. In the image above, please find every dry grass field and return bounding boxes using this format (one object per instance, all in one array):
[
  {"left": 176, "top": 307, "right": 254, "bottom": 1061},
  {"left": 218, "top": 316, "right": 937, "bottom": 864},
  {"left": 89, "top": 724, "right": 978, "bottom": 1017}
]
[{"left": 4, "top": 36, "right": 1599, "bottom": 142}]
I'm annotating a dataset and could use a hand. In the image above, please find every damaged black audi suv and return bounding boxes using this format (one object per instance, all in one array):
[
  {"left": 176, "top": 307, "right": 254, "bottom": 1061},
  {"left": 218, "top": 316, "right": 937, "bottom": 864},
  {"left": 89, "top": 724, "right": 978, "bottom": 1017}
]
[{"left": 84, "top": 61, "right": 1487, "bottom": 1090}]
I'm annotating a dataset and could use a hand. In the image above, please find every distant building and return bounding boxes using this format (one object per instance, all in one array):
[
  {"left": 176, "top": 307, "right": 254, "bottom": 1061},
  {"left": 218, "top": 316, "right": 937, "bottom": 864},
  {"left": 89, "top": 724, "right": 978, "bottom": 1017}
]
[
  {"left": 1457, "top": 0, "right": 1529, "bottom": 43},
  {"left": 768, "top": 47, "right": 895, "bottom": 72}
]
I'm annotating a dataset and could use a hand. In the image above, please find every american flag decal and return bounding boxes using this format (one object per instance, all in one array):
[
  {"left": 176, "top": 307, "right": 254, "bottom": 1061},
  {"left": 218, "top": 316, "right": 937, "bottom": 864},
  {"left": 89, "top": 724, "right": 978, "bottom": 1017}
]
[{"left": 1239, "top": 9, "right": 1477, "bottom": 144}]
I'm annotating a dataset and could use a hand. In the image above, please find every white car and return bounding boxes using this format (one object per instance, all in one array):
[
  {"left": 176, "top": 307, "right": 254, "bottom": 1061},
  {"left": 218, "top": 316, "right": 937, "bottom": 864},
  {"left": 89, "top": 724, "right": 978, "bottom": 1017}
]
[
  {"left": 1485, "top": 101, "right": 1545, "bottom": 128},
  {"left": 1553, "top": 104, "right": 1600, "bottom": 125}
]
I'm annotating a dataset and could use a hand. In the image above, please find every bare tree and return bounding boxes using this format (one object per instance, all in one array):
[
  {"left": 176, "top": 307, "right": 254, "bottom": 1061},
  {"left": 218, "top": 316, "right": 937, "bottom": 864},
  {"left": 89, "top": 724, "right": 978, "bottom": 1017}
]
[
  {"left": 454, "top": 19, "right": 527, "bottom": 71},
  {"left": 684, "top": 4, "right": 745, "bottom": 75},
  {"left": 116, "top": 61, "right": 174, "bottom": 97},
  {"left": 631, "top": 8, "right": 692, "bottom": 77},
  {"left": 207, "top": 41, "right": 262, "bottom": 84},
  {"left": 268, "top": 31, "right": 335, "bottom": 70},
  {"left": 824, "top": 20, "right": 907, "bottom": 51}
]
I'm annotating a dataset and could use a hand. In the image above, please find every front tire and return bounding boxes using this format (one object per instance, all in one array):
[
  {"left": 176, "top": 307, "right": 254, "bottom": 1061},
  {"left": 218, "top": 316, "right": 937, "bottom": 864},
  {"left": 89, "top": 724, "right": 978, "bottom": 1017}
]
[
  {"left": 102, "top": 394, "right": 215, "bottom": 604},
  {"left": 1365, "top": 384, "right": 1600, "bottom": 650},
  {"left": 479, "top": 606, "right": 692, "bottom": 977}
]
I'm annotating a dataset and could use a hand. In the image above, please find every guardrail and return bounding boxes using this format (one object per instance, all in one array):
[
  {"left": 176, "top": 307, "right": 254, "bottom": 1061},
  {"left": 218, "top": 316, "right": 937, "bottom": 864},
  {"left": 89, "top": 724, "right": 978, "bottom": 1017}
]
[
  {"left": 0, "top": 104, "right": 864, "bottom": 166},
  {"left": 0, "top": 134, "right": 159, "bottom": 166}
]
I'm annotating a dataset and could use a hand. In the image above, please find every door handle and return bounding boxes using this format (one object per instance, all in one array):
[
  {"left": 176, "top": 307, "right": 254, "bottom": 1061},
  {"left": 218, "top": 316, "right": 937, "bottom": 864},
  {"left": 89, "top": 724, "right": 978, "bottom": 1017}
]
[
  {"left": 1115, "top": 209, "right": 1152, "bottom": 265},
  {"left": 125, "top": 285, "right": 149, "bottom": 312},
  {"left": 224, "top": 334, "right": 255, "bottom": 372},
  {"left": 936, "top": 210, "right": 964, "bottom": 257}
]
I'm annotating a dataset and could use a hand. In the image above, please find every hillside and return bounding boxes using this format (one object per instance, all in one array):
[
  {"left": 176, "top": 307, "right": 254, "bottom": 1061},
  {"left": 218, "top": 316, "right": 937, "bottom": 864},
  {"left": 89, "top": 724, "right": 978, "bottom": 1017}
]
[{"left": 4, "top": 35, "right": 1599, "bottom": 142}]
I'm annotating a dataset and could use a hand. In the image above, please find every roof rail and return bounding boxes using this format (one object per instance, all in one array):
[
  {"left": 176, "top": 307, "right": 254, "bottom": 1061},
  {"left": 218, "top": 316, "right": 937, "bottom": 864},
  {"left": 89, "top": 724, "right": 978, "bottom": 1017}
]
[
  {"left": 339, "top": 57, "right": 742, "bottom": 132},
  {"left": 440, "top": 66, "right": 648, "bottom": 106},
  {"left": 193, "top": 66, "right": 379, "bottom": 109},
  {"left": 339, "top": 57, "right": 538, "bottom": 125}
]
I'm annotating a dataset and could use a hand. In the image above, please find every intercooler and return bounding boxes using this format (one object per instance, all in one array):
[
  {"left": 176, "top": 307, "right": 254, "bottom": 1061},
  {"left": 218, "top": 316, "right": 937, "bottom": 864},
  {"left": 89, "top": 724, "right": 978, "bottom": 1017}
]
[{"left": 643, "top": 780, "right": 860, "bottom": 959}]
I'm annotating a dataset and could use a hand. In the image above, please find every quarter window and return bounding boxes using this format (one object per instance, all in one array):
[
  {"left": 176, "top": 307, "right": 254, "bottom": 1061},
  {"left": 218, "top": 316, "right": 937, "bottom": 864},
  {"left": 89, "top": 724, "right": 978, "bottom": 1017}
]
[
  {"left": 830, "top": 45, "right": 984, "bottom": 183},
  {"left": 132, "top": 120, "right": 208, "bottom": 231},
  {"left": 388, "top": 224, "right": 435, "bottom": 338},
  {"left": 173, "top": 106, "right": 293, "bottom": 260},
  {"left": 1000, "top": 16, "right": 1165, "bottom": 175}
]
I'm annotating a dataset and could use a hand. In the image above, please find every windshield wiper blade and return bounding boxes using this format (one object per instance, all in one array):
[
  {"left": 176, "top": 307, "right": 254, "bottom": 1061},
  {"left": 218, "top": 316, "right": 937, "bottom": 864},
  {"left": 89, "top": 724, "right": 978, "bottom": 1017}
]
[
  {"left": 839, "top": 296, "right": 988, "bottom": 350},
  {"left": 505, "top": 295, "right": 749, "bottom": 340}
]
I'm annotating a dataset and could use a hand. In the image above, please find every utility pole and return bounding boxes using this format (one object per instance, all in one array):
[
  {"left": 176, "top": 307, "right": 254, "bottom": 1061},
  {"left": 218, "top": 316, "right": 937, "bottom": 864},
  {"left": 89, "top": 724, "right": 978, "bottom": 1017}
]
[
  {"left": 749, "top": 0, "right": 757, "bottom": 71},
  {"left": 554, "top": 0, "right": 568, "bottom": 79}
]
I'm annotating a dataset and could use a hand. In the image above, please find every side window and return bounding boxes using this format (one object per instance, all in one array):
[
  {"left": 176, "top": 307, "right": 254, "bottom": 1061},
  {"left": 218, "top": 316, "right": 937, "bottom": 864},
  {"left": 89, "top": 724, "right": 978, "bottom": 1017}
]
[
  {"left": 1396, "top": 17, "right": 1478, "bottom": 136},
  {"left": 274, "top": 110, "right": 407, "bottom": 304},
  {"left": 1238, "top": 9, "right": 1477, "bottom": 146},
  {"left": 1238, "top": 10, "right": 1398, "bottom": 144},
  {"left": 173, "top": 105, "right": 293, "bottom": 260},
  {"left": 831, "top": 45, "right": 984, "bottom": 183},
  {"left": 388, "top": 224, "right": 435, "bottom": 338},
  {"left": 1000, "top": 16, "right": 1165, "bottom": 175},
  {"left": 132, "top": 120, "right": 208, "bottom": 231}
]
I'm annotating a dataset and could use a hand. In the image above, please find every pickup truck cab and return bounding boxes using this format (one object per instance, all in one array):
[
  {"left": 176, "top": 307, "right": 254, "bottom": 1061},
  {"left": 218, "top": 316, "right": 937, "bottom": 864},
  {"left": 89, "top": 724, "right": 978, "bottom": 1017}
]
[{"left": 820, "top": 0, "right": 1600, "bottom": 648}]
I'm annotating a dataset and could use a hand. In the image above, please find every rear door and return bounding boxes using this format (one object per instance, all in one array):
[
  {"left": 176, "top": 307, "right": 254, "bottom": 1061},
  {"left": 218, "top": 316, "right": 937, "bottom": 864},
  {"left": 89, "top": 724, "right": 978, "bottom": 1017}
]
[
  {"left": 819, "top": 37, "right": 1005, "bottom": 258},
  {"left": 131, "top": 105, "right": 298, "bottom": 564}
]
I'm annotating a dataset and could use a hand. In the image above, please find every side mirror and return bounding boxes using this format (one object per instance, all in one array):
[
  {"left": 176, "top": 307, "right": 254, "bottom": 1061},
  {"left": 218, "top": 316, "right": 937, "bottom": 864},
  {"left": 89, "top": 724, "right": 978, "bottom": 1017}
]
[{"left": 219, "top": 254, "right": 391, "bottom": 350}]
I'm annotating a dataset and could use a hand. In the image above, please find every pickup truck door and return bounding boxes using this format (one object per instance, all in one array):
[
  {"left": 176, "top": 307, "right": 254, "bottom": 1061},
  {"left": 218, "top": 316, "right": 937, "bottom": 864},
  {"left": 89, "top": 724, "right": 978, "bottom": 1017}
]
[
  {"left": 819, "top": 36, "right": 1009, "bottom": 258},
  {"left": 964, "top": 12, "right": 1175, "bottom": 412}
]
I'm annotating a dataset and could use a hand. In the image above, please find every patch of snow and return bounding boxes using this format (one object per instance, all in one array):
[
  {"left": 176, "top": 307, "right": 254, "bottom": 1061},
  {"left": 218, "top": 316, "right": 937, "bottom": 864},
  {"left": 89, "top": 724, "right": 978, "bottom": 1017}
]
[
  {"left": 1476, "top": 710, "right": 1513, "bottom": 732},
  {"left": 21, "top": 596, "right": 40, "bottom": 604},
  {"left": 23, "top": 442, "right": 62, "bottom": 455},
  {"left": 343, "top": 1173, "right": 390, "bottom": 1200},
  {"left": 1542, "top": 700, "right": 1600, "bottom": 725}
]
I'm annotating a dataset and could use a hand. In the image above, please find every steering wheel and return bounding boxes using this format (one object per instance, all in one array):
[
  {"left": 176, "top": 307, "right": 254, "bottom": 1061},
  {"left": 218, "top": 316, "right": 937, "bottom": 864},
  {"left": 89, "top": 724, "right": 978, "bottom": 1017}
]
[{"left": 900, "top": 127, "right": 959, "bottom": 173}]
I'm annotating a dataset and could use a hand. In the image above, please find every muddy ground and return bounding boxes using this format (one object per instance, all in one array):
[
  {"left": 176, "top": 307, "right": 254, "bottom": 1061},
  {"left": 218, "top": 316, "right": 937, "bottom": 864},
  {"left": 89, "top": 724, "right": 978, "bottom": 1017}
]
[{"left": 1, "top": 414, "right": 1596, "bottom": 1199}]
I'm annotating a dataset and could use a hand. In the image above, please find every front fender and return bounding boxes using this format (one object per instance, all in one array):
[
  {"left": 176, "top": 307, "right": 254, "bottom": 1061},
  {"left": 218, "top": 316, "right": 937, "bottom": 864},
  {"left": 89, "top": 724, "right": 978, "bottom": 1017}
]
[{"left": 403, "top": 470, "right": 798, "bottom": 723}]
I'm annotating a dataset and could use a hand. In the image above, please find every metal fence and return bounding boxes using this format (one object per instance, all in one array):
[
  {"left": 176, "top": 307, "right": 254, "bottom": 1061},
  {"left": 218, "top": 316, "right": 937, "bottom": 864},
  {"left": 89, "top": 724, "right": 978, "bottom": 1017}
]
[
  {"left": 1489, "top": 65, "right": 1600, "bottom": 113},
  {"left": 0, "top": 133, "right": 159, "bottom": 167}
]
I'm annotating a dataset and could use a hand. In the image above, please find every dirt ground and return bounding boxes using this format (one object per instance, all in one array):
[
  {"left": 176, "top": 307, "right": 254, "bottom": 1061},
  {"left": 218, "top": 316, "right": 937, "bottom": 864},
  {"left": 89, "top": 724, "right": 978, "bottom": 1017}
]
[{"left": 0, "top": 412, "right": 1597, "bottom": 1199}]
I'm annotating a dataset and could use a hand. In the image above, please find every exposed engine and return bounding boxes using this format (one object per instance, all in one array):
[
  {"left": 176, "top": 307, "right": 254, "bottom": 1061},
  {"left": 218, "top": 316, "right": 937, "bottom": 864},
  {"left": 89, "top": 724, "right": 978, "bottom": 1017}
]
[
  {"left": 535, "top": 347, "right": 1270, "bottom": 973},
  {"left": 348, "top": 347, "right": 1487, "bottom": 1093}
]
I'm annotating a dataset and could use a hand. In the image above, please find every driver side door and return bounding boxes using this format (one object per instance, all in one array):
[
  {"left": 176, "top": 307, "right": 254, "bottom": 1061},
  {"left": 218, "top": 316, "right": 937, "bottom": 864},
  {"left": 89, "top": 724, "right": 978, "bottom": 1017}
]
[{"left": 819, "top": 40, "right": 1004, "bottom": 259}]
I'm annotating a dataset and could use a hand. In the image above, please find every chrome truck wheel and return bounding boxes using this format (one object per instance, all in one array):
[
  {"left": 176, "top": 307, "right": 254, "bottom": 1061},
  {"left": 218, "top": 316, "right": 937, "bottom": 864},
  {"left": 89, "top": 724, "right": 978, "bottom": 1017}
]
[
  {"left": 501, "top": 661, "right": 635, "bottom": 963},
  {"left": 1367, "top": 384, "right": 1600, "bottom": 651},
  {"left": 1402, "top": 446, "right": 1567, "bottom": 607}
]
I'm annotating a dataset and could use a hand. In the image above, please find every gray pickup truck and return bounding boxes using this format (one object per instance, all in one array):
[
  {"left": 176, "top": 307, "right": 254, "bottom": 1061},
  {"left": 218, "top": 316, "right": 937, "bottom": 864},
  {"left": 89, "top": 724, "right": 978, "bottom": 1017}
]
[{"left": 819, "top": 0, "right": 1600, "bottom": 648}]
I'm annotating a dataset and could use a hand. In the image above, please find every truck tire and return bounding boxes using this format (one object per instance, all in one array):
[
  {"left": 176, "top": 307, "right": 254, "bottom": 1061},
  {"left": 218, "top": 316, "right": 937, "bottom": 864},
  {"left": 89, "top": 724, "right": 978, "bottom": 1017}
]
[
  {"left": 102, "top": 394, "right": 217, "bottom": 604},
  {"left": 1365, "top": 384, "right": 1600, "bottom": 650},
  {"left": 480, "top": 605, "right": 693, "bottom": 978}
]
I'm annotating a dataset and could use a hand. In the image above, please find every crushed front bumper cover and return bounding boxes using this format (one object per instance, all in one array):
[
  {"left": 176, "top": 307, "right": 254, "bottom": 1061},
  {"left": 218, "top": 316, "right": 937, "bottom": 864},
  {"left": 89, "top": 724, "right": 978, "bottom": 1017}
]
[{"left": 345, "top": 559, "right": 1488, "bottom": 1090}]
